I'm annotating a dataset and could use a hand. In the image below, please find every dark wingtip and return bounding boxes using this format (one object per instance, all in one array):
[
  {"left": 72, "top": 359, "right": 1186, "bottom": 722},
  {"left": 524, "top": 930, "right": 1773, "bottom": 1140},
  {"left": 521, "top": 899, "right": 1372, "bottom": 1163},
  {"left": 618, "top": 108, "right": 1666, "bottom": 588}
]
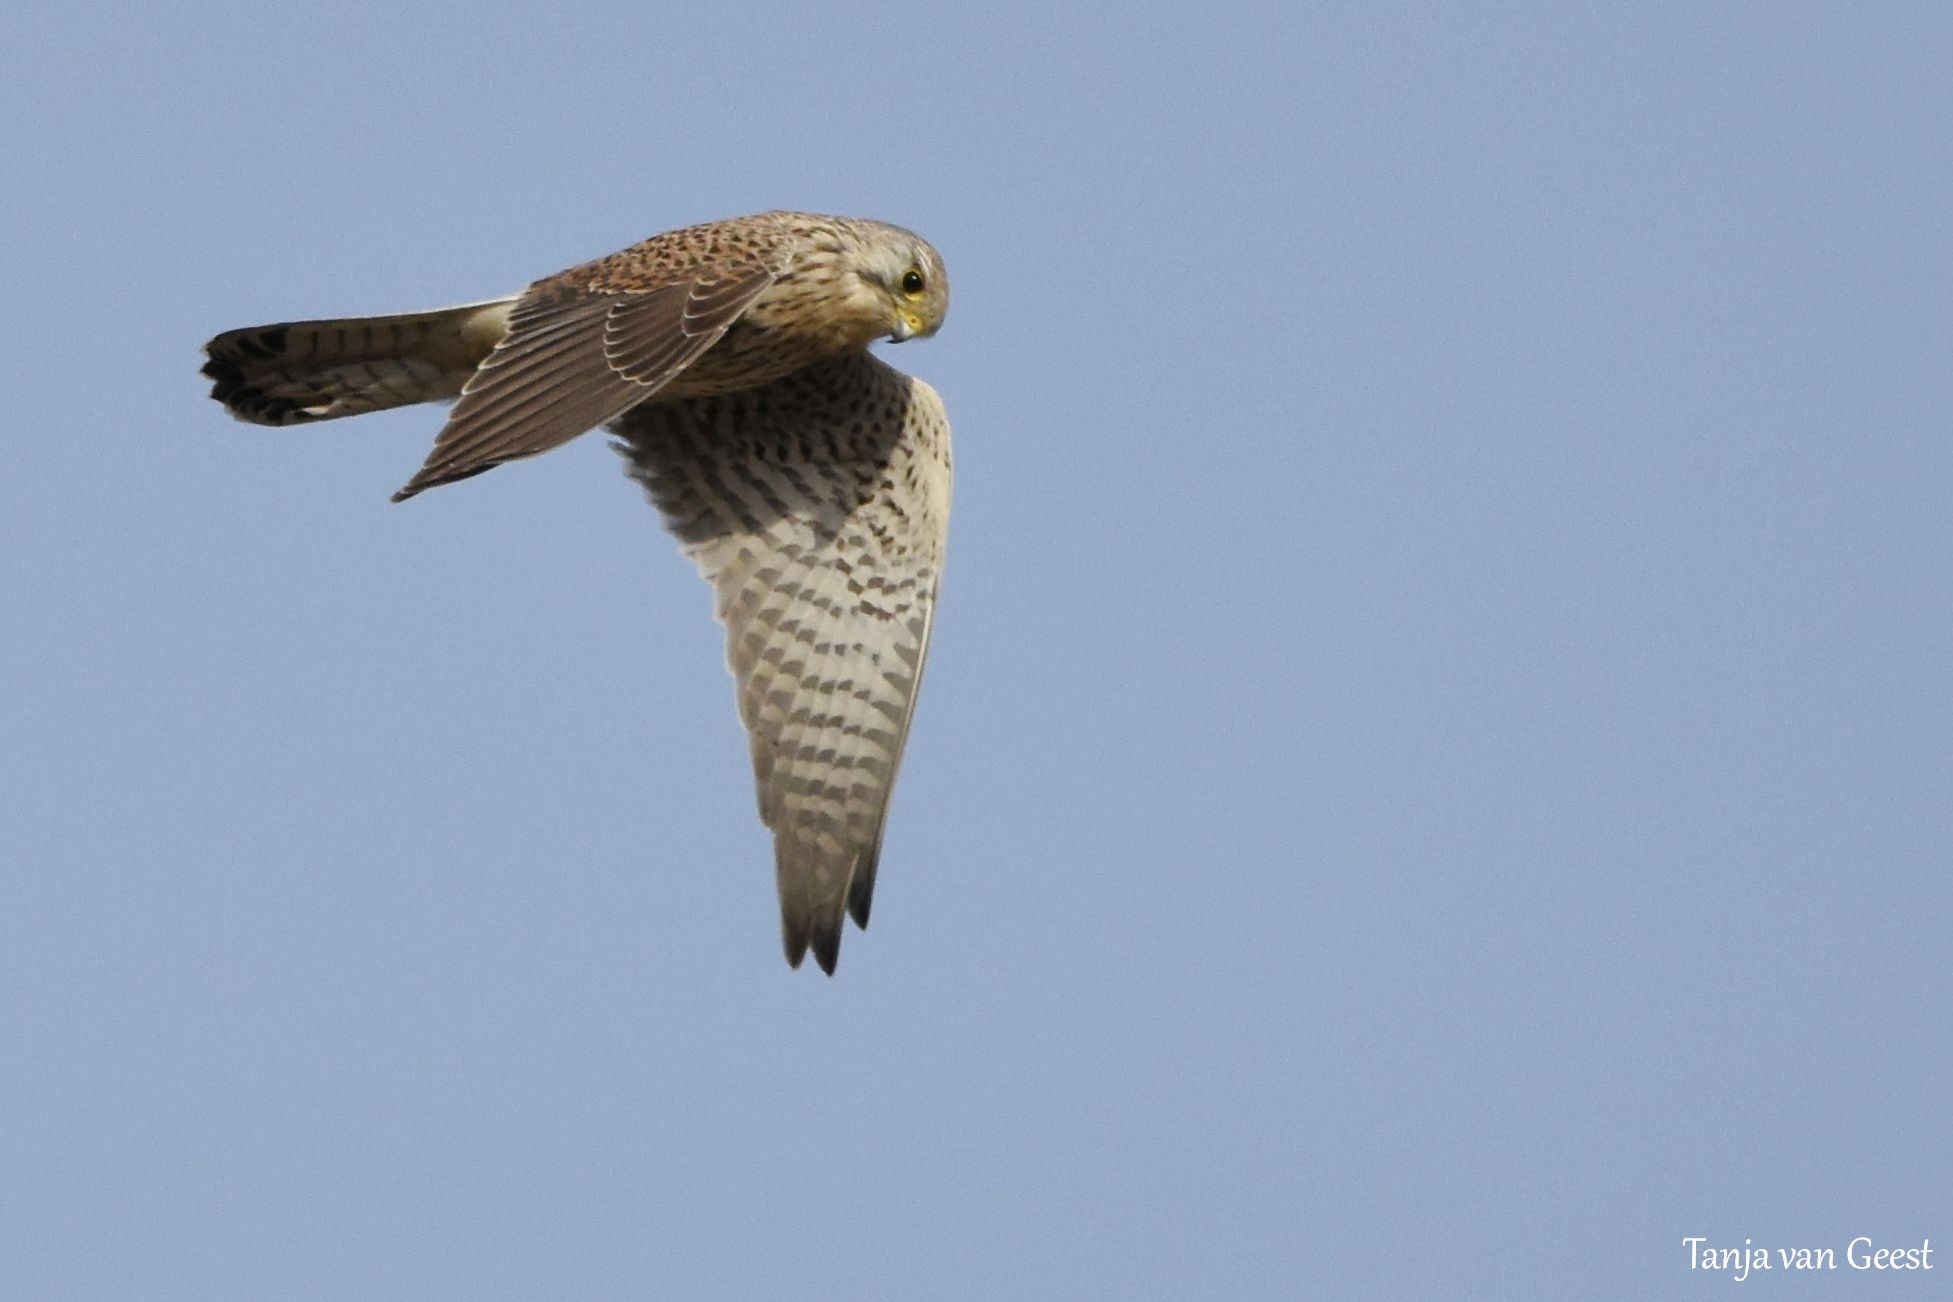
[
  {"left": 810, "top": 928, "right": 841, "bottom": 976},
  {"left": 783, "top": 917, "right": 842, "bottom": 975},
  {"left": 845, "top": 852, "right": 881, "bottom": 930},
  {"left": 389, "top": 460, "right": 500, "bottom": 503}
]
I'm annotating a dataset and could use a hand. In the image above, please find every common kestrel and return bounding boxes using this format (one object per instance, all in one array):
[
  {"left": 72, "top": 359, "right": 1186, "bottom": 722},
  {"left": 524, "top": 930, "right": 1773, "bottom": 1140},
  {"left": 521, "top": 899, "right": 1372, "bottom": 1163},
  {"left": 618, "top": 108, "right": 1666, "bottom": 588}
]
[{"left": 202, "top": 211, "right": 953, "bottom": 973}]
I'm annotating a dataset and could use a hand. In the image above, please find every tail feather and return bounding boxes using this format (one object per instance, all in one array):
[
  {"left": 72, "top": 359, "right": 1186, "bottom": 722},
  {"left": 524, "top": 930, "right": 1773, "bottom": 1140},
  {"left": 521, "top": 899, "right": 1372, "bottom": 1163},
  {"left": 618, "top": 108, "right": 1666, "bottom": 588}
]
[{"left": 202, "top": 299, "right": 515, "bottom": 425}]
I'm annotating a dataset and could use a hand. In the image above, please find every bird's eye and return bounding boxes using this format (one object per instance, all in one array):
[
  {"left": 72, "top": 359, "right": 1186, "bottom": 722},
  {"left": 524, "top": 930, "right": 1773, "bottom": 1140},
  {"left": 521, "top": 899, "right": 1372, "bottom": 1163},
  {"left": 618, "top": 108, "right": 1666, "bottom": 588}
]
[{"left": 900, "top": 268, "right": 926, "bottom": 296}]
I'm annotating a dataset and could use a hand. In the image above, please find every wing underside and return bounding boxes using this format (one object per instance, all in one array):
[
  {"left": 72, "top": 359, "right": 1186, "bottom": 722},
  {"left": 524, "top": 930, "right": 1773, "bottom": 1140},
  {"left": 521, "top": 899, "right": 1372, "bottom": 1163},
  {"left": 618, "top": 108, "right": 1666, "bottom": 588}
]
[{"left": 612, "top": 351, "right": 952, "bottom": 972}]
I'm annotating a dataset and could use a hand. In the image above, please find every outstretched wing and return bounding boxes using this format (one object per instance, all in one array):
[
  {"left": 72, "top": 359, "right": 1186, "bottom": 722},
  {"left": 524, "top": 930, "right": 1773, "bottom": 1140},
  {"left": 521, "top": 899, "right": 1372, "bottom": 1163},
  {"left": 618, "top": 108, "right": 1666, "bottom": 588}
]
[
  {"left": 392, "top": 227, "right": 791, "bottom": 501},
  {"left": 613, "top": 351, "right": 953, "bottom": 974}
]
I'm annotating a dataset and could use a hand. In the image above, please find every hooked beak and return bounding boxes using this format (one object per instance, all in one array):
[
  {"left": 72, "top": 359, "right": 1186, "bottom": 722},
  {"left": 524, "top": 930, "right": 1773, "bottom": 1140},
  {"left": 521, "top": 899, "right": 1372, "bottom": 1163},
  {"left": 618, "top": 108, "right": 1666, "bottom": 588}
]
[{"left": 889, "top": 311, "right": 925, "bottom": 343}]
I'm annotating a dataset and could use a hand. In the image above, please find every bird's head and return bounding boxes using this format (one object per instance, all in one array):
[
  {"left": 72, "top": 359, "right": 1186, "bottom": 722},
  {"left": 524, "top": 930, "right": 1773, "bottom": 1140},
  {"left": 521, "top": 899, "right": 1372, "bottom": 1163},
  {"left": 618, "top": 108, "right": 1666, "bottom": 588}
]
[{"left": 858, "top": 224, "right": 949, "bottom": 344}]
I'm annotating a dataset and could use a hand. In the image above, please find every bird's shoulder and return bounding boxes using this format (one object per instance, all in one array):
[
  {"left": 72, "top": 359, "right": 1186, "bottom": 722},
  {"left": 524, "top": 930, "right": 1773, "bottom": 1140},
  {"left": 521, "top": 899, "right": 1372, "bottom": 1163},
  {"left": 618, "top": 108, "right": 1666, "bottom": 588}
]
[{"left": 536, "top": 212, "right": 807, "bottom": 298}]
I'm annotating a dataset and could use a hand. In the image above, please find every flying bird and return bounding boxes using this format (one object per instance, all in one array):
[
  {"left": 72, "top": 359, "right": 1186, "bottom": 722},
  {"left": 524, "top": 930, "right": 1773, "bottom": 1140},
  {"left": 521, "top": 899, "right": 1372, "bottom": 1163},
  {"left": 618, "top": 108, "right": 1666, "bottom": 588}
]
[{"left": 202, "top": 211, "right": 953, "bottom": 974}]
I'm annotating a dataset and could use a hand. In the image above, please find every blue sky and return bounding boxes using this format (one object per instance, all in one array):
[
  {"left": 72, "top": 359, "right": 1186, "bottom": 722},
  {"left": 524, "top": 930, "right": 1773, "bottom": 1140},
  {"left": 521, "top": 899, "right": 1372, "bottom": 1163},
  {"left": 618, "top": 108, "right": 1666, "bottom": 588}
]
[{"left": 3, "top": 2, "right": 1947, "bottom": 1296}]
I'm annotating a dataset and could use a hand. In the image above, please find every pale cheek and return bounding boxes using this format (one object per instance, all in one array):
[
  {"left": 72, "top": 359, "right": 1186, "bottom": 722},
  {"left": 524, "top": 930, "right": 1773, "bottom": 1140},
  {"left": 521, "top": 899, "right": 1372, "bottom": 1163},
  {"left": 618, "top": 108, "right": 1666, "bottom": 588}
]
[{"left": 839, "top": 285, "right": 893, "bottom": 342}]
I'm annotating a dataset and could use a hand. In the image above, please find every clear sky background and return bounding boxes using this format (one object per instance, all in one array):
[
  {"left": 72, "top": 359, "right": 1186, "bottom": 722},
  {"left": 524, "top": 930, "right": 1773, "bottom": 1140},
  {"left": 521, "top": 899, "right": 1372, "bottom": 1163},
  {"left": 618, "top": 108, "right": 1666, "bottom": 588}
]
[{"left": 3, "top": 2, "right": 1947, "bottom": 1297}]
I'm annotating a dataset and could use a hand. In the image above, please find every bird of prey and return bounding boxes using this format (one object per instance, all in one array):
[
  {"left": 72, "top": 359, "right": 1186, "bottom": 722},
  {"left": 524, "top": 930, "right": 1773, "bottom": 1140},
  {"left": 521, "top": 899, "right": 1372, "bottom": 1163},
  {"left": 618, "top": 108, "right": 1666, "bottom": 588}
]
[{"left": 202, "top": 211, "right": 953, "bottom": 974}]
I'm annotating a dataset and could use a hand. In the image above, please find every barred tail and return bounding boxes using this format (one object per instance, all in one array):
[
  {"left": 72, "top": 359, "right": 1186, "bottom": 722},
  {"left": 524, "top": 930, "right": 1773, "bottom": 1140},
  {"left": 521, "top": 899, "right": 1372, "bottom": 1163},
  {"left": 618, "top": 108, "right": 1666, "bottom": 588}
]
[{"left": 201, "top": 298, "right": 516, "bottom": 426}]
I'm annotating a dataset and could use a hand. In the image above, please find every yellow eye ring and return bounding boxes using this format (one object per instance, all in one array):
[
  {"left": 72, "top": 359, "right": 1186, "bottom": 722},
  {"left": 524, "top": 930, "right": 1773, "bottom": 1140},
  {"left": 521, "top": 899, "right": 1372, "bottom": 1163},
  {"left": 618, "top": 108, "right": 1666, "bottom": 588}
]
[{"left": 900, "top": 268, "right": 926, "bottom": 297}]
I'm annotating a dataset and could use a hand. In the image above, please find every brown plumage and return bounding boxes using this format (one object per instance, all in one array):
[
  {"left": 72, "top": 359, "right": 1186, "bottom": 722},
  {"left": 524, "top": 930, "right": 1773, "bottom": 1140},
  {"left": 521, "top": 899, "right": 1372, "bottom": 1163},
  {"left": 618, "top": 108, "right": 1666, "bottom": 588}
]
[
  {"left": 202, "top": 211, "right": 954, "bottom": 973},
  {"left": 616, "top": 353, "right": 950, "bottom": 973}
]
